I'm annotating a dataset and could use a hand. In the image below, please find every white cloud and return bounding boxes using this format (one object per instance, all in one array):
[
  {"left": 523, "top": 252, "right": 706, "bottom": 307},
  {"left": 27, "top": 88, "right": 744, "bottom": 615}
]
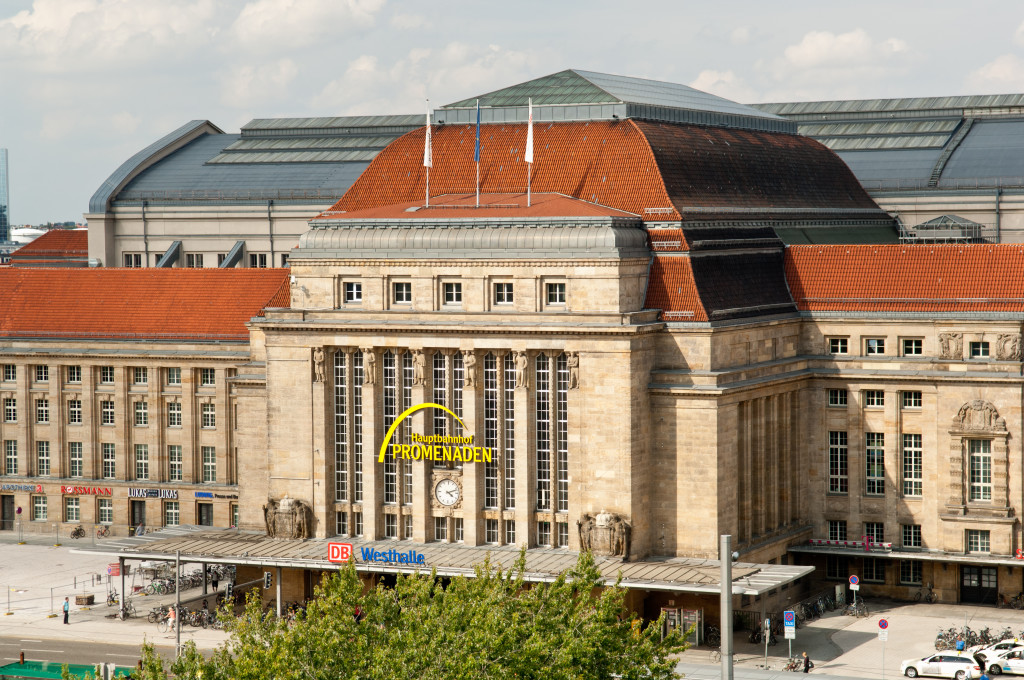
[
  {"left": 391, "top": 13, "right": 428, "bottom": 30},
  {"left": 221, "top": 58, "right": 300, "bottom": 107},
  {"left": 229, "top": 0, "right": 384, "bottom": 49},
  {"left": 730, "top": 27, "right": 751, "bottom": 45},
  {"left": 690, "top": 70, "right": 758, "bottom": 103},
  {"left": 968, "top": 54, "right": 1024, "bottom": 91},
  {"left": 783, "top": 29, "right": 907, "bottom": 69}
]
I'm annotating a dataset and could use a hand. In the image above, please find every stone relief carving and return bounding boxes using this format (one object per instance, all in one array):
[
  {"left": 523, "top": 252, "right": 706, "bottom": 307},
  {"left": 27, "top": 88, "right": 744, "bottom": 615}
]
[
  {"left": 463, "top": 351, "right": 477, "bottom": 388},
  {"left": 362, "top": 349, "right": 376, "bottom": 385},
  {"left": 412, "top": 350, "right": 427, "bottom": 386},
  {"left": 953, "top": 400, "right": 1006, "bottom": 432},
  {"left": 577, "top": 511, "right": 631, "bottom": 561},
  {"left": 513, "top": 351, "right": 530, "bottom": 390},
  {"left": 263, "top": 495, "right": 313, "bottom": 539},
  {"left": 312, "top": 347, "right": 326, "bottom": 383},
  {"left": 939, "top": 332, "right": 963, "bottom": 360},
  {"left": 997, "top": 334, "right": 1022, "bottom": 361},
  {"left": 567, "top": 351, "right": 580, "bottom": 390}
]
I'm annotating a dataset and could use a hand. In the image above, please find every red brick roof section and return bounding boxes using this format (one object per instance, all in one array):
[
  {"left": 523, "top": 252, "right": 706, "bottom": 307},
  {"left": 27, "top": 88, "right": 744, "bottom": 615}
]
[
  {"left": 633, "top": 121, "right": 880, "bottom": 220},
  {"left": 319, "top": 192, "right": 637, "bottom": 221},
  {"left": 785, "top": 244, "right": 1024, "bottom": 313},
  {"left": 644, "top": 257, "right": 708, "bottom": 321},
  {"left": 0, "top": 268, "right": 291, "bottom": 341},
  {"left": 326, "top": 120, "right": 679, "bottom": 221},
  {"left": 9, "top": 229, "right": 88, "bottom": 257}
]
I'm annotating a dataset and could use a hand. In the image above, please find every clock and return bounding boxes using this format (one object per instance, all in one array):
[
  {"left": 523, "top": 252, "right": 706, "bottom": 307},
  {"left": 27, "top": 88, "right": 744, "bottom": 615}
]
[{"left": 434, "top": 478, "right": 460, "bottom": 506}]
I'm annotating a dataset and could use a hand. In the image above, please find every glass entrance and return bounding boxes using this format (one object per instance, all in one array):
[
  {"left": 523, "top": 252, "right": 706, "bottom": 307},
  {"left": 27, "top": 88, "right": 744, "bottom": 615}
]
[
  {"left": 130, "top": 500, "right": 146, "bottom": 532},
  {"left": 1, "top": 495, "right": 13, "bottom": 530},
  {"left": 961, "top": 565, "right": 997, "bottom": 604},
  {"left": 198, "top": 503, "right": 213, "bottom": 526}
]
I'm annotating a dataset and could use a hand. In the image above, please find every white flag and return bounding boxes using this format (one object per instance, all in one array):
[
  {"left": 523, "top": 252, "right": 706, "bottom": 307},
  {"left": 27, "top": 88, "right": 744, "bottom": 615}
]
[
  {"left": 423, "top": 99, "right": 432, "bottom": 168},
  {"left": 524, "top": 97, "right": 534, "bottom": 164}
]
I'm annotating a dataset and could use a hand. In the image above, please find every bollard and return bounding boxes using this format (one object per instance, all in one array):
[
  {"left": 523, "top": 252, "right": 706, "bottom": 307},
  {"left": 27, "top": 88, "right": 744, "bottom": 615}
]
[{"left": 19, "top": 652, "right": 24, "bottom": 664}]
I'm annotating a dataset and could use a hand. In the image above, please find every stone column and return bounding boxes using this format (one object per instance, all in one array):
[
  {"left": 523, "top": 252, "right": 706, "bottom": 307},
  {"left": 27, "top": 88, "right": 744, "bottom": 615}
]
[
  {"left": 310, "top": 347, "right": 330, "bottom": 539},
  {"left": 359, "top": 348, "right": 382, "bottom": 541},
  {"left": 410, "top": 349, "right": 432, "bottom": 542},
  {"left": 513, "top": 350, "right": 535, "bottom": 548},
  {"left": 460, "top": 350, "right": 483, "bottom": 545}
]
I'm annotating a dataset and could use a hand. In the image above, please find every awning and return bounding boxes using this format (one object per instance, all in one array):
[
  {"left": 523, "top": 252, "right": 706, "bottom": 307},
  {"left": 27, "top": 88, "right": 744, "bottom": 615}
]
[{"left": 790, "top": 543, "right": 1024, "bottom": 568}]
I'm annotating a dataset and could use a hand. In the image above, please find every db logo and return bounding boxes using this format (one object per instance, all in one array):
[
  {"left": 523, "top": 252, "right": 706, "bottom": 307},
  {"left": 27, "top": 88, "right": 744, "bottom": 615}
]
[{"left": 328, "top": 542, "right": 353, "bottom": 563}]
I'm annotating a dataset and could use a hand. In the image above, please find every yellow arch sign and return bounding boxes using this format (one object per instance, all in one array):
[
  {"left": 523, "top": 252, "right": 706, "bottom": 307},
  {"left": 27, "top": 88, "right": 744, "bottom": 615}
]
[{"left": 377, "top": 402, "right": 469, "bottom": 463}]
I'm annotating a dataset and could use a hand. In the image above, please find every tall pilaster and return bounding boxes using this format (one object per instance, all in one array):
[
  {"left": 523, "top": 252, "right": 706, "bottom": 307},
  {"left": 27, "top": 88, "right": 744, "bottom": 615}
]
[
  {"left": 360, "top": 348, "right": 382, "bottom": 540},
  {"left": 513, "top": 350, "right": 535, "bottom": 548},
  {"left": 460, "top": 350, "right": 483, "bottom": 545}
]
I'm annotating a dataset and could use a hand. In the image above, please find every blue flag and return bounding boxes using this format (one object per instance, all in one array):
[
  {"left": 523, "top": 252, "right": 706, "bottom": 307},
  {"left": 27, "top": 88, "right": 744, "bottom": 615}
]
[{"left": 474, "top": 99, "right": 481, "bottom": 162}]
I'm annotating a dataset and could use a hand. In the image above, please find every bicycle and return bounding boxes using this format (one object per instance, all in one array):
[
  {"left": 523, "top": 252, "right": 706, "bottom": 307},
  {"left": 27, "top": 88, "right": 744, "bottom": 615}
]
[
  {"left": 96, "top": 525, "right": 110, "bottom": 538},
  {"left": 709, "top": 648, "right": 722, "bottom": 663},
  {"left": 915, "top": 583, "right": 937, "bottom": 603},
  {"left": 106, "top": 590, "right": 119, "bottom": 607},
  {"left": 70, "top": 525, "right": 85, "bottom": 539},
  {"left": 118, "top": 599, "right": 136, "bottom": 620},
  {"left": 704, "top": 625, "right": 721, "bottom": 647},
  {"left": 784, "top": 657, "right": 803, "bottom": 672}
]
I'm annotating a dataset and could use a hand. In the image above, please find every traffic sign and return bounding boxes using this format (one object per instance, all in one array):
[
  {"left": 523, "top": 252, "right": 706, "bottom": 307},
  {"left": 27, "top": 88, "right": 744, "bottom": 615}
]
[
  {"left": 785, "top": 627, "right": 796, "bottom": 640},
  {"left": 878, "top": 618, "right": 888, "bottom": 630},
  {"left": 849, "top": 575, "right": 859, "bottom": 585},
  {"left": 878, "top": 630, "right": 888, "bottom": 642},
  {"left": 783, "top": 610, "right": 796, "bottom": 627}
]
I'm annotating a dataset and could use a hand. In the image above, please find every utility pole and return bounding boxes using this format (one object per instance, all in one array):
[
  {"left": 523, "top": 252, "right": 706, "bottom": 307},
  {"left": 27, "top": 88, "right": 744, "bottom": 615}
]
[{"left": 721, "top": 535, "right": 734, "bottom": 680}]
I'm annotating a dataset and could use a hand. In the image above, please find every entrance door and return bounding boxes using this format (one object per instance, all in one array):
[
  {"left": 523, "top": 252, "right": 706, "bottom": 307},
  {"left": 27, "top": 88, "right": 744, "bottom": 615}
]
[
  {"left": 961, "top": 565, "right": 998, "bottom": 604},
  {"left": 197, "top": 503, "right": 213, "bottom": 526},
  {"left": 1, "top": 495, "right": 13, "bottom": 530},
  {"left": 130, "top": 500, "right": 146, "bottom": 531}
]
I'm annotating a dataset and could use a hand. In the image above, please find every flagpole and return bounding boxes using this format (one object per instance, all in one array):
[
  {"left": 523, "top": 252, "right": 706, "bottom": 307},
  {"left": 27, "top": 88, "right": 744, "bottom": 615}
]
[
  {"left": 424, "top": 99, "right": 431, "bottom": 208},
  {"left": 525, "top": 97, "right": 534, "bottom": 208},
  {"left": 475, "top": 99, "right": 481, "bottom": 207}
]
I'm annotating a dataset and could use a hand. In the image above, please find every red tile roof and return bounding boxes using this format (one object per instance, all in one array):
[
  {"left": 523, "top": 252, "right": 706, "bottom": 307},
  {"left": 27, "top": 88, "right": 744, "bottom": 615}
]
[
  {"left": 317, "top": 192, "right": 636, "bottom": 221},
  {"left": 327, "top": 120, "right": 881, "bottom": 225},
  {"left": 785, "top": 244, "right": 1024, "bottom": 313},
  {"left": 644, "top": 256, "right": 707, "bottom": 321},
  {"left": 9, "top": 229, "right": 88, "bottom": 265},
  {"left": 0, "top": 269, "right": 290, "bottom": 341}
]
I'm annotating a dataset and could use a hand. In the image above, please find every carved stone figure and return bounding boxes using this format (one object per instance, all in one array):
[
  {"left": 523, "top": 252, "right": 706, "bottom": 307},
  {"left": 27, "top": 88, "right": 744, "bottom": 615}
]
[
  {"left": 567, "top": 351, "right": 580, "bottom": 390},
  {"left": 953, "top": 399, "right": 1006, "bottom": 432},
  {"left": 412, "top": 350, "right": 426, "bottom": 385},
  {"left": 463, "top": 351, "right": 477, "bottom": 388},
  {"left": 263, "top": 495, "right": 313, "bottom": 539},
  {"left": 577, "top": 511, "right": 631, "bottom": 560},
  {"left": 362, "top": 349, "right": 377, "bottom": 385},
  {"left": 997, "top": 334, "right": 1022, "bottom": 361},
  {"left": 312, "top": 347, "right": 326, "bottom": 383},
  {"left": 514, "top": 351, "right": 529, "bottom": 390},
  {"left": 939, "top": 332, "right": 963, "bottom": 360}
]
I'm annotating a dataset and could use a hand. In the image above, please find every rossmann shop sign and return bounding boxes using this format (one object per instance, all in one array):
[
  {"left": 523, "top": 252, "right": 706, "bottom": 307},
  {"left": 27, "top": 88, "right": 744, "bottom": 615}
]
[{"left": 328, "top": 542, "right": 426, "bottom": 567}]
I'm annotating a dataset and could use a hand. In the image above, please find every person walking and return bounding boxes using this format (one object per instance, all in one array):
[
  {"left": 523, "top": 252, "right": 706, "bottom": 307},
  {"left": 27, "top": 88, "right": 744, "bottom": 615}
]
[
  {"left": 62, "top": 597, "right": 70, "bottom": 625},
  {"left": 211, "top": 570, "right": 219, "bottom": 592},
  {"left": 802, "top": 651, "right": 813, "bottom": 673}
]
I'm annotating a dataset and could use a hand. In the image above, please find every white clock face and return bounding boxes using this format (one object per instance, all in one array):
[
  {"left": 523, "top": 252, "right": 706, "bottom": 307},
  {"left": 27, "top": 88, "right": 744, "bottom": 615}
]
[{"left": 434, "top": 479, "right": 460, "bottom": 506}]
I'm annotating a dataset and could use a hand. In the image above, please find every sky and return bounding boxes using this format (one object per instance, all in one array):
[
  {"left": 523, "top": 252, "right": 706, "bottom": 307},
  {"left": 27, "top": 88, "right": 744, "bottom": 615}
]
[{"left": 3, "top": 0, "right": 1024, "bottom": 225}]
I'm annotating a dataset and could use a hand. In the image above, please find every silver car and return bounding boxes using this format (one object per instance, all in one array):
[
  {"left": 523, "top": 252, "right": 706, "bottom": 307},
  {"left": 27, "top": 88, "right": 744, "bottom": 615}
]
[{"left": 902, "top": 653, "right": 979, "bottom": 679}]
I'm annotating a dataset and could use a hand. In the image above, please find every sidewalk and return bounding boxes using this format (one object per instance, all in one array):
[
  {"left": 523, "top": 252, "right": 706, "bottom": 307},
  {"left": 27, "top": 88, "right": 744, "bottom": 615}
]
[{"left": 0, "top": 536, "right": 229, "bottom": 651}]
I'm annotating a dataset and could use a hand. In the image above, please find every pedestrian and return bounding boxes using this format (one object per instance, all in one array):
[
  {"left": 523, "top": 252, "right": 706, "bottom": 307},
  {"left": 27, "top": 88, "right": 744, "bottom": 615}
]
[
  {"left": 212, "top": 571, "right": 219, "bottom": 592},
  {"left": 802, "top": 651, "right": 813, "bottom": 673},
  {"left": 62, "top": 597, "right": 70, "bottom": 625}
]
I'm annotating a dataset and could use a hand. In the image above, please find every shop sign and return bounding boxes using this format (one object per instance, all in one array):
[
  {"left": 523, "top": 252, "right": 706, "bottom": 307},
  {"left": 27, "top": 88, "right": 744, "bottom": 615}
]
[
  {"left": 214, "top": 494, "right": 238, "bottom": 499},
  {"left": 61, "top": 486, "right": 112, "bottom": 496},
  {"left": 128, "top": 488, "right": 178, "bottom": 499},
  {"left": 359, "top": 547, "right": 426, "bottom": 565},
  {"left": 378, "top": 403, "right": 493, "bottom": 465},
  {"left": 0, "top": 484, "right": 42, "bottom": 492},
  {"left": 327, "top": 542, "right": 353, "bottom": 562},
  {"left": 195, "top": 492, "right": 213, "bottom": 498}
]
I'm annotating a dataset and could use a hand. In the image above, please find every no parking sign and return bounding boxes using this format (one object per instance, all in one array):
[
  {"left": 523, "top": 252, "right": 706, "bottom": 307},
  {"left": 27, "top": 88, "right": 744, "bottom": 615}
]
[{"left": 878, "top": 618, "right": 889, "bottom": 642}]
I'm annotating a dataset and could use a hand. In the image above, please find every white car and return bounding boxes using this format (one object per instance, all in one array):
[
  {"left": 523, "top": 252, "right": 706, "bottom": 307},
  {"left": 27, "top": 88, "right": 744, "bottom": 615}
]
[
  {"left": 978, "top": 641, "right": 1024, "bottom": 668},
  {"left": 902, "top": 653, "right": 980, "bottom": 679},
  {"left": 986, "top": 649, "right": 1024, "bottom": 675}
]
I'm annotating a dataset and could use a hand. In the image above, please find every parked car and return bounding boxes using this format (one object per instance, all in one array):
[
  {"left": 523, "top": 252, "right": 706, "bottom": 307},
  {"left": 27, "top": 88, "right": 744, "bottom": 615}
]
[
  {"left": 976, "top": 640, "right": 1024, "bottom": 670},
  {"left": 985, "top": 649, "right": 1024, "bottom": 675},
  {"left": 902, "top": 653, "right": 980, "bottom": 679}
]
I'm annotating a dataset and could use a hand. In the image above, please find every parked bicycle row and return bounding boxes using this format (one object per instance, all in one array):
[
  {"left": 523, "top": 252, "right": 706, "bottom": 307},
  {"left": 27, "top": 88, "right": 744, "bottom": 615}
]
[{"left": 935, "top": 625, "right": 1024, "bottom": 651}]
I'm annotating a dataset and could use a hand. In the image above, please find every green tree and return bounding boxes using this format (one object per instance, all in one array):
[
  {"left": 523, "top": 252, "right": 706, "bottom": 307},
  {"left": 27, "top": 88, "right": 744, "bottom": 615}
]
[{"left": 78, "top": 551, "right": 685, "bottom": 680}]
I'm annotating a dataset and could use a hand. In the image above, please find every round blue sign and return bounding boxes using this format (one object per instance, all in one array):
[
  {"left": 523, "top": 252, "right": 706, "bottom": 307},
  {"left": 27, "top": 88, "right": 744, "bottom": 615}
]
[
  {"left": 784, "top": 611, "right": 795, "bottom": 624},
  {"left": 879, "top": 619, "right": 888, "bottom": 629},
  {"left": 849, "top": 575, "right": 859, "bottom": 585}
]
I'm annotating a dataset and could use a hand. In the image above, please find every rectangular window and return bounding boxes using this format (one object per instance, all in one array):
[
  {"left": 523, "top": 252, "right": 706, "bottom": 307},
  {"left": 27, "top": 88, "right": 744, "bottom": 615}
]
[
  {"left": 537, "top": 521, "right": 552, "bottom": 546},
  {"left": 967, "top": 529, "right": 990, "bottom": 553},
  {"left": 168, "top": 445, "right": 182, "bottom": 481},
  {"left": 826, "top": 556, "right": 848, "bottom": 580},
  {"left": 866, "top": 432, "right": 885, "bottom": 495},
  {"left": 454, "top": 517, "right": 464, "bottom": 543},
  {"left": 504, "top": 353, "right": 516, "bottom": 509},
  {"left": 101, "top": 400, "right": 114, "bottom": 425},
  {"left": 827, "top": 388, "right": 848, "bottom": 407},
  {"left": 36, "top": 441, "right": 50, "bottom": 476},
  {"left": 485, "top": 519, "right": 499, "bottom": 544},
  {"left": 393, "top": 281, "right": 412, "bottom": 304},
  {"left": 403, "top": 514, "right": 413, "bottom": 540},
  {"left": 865, "top": 338, "right": 886, "bottom": 355},
  {"left": 202, "top": 446, "right": 216, "bottom": 482},
  {"left": 133, "top": 367, "right": 148, "bottom": 385},
  {"left": 123, "top": 253, "right": 142, "bottom": 268},
  {"left": 536, "top": 354, "right": 551, "bottom": 509},
  {"left": 35, "top": 365, "right": 48, "bottom": 382},
  {"left": 200, "top": 368, "right": 216, "bottom": 387},
  {"left": 864, "top": 390, "right": 885, "bottom": 407},
  {"left": 828, "top": 338, "right": 848, "bottom": 355},
  {"left": 35, "top": 398, "right": 49, "bottom": 424},
  {"left": 98, "top": 498, "right": 113, "bottom": 524},
  {"left": 2, "top": 398, "right": 15, "bottom": 423},
  {"left": 384, "top": 514, "right": 397, "bottom": 539},
  {"left": 102, "top": 443, "right": 115, "bottom": 479},
  {"left": 344, "top": 282, "right": 362, "bottom": 303},
  {"left": 32, "top": 495, "right": 47, "bottom": 521},
  {"left": 504, "top": 519, "right": 516, "bottom": 545},
  {"left": 970, "top": 341, "right": 990, "bottom": 358},
  {"left": 69, "top": 442, "right": 83, "bottom": 478},
  {"left": 249, "top": 253, "right": 268, "bottom": 268},
  {"left": 201, "top": 403, "right": 216, "bottom": 428},
  {"left": 2, "top": 365, "right": 15, "bottom": 381},
  {"left": 67, "top": 365, "right": 81, "bottom": 383},
  {"left": 164, "top": 501, "right": 179, "bottom": 526},
  {"left": 865, "top": 522, "right": 885, "bottom": 543},
  {"left": 68, "top": 399, "right": 82, "bottom": 424},
  {"left": 828, "top": 431, "right": 848, "bottom": 493},
  {"left": 443, "top": 282, "right": 462, "bottom": 304},
  {"left": 546, "top": 282, "right": 566, "bottom": 305},
  {"left": 969, "top": 439, "right": 992, "bottom": 501},
  {"left": 4, "top": 440, "right": 16, "bottom": 475},
  {"left": 433, "top": 517, "right": 447, "bottom": 542},
  {"left": 65, "top": 497, "right": 80, "bottom": 523},
  {"left": 185, "top": 253, "right": 204, "bottom": 268},
  {"left": 557, "top": 522, "right": 569, "bottom": 548},
  {"left": 280, "top": 253, "right": 289, "bottom": 267},
  {"left": 134, "top": 444, "right": 149, "bottom": 480},
  {"left": 494, "top": 282, "right": 514, "bottom": 304},
  {"left": 902, "top": 434, "right": 923, "bottom": 497},
  {"left": 828, "top": 520, "right": 847, "bottom": 541},
  {"left": 134, "top": 401, "right": 148, "bottom": 426},
  {"left": 166, "top": 368, "right": 181, "bottom": 385},
  {"left": 167, "top": 402, "right": 181, "bottom": 427},
  {"left": 902, "top": 391, "right": 922, "bottom": 409},
  {"left": 900, "top": 560, "right": 923, "bottom": 585},
  {"left": 353, "top": 511, "right": 363, "bottom": 537},
  {"left": 863, "top": 558, "right": 885, "bottom": 583},
  {"left": 902, "top": 524, "right": 922, "bottom": 548},
  {"left": 336, "top": 511, "right": 348, "bottom": 537},
  {"left": 100, "top": 366, "right": 114, "bottom": 384},
  {"left": 902, "top": 339, "right": 923, "bottom": 356}
]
